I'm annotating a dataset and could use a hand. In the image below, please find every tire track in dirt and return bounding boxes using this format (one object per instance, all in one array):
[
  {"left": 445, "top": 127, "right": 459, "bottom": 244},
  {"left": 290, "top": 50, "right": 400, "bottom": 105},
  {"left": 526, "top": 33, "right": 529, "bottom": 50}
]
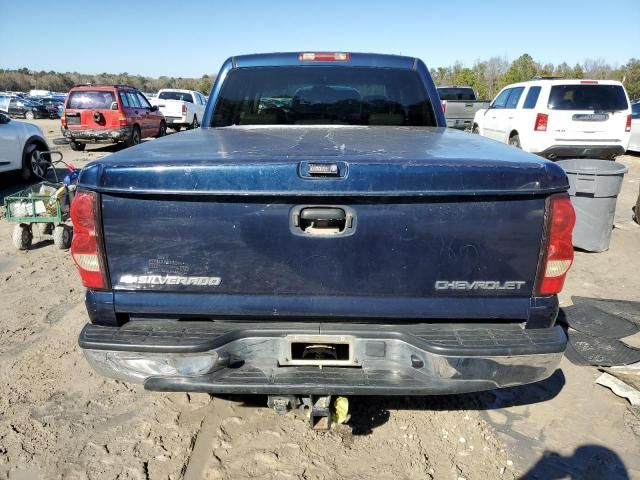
[{"left": 179, "top": 395, "right": 517, "bottom": 480}]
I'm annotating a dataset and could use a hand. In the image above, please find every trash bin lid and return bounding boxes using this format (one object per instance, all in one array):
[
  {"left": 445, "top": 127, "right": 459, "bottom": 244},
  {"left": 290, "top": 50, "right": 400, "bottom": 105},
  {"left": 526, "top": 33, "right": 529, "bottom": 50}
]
[{"left": 556, "top": 159, "right": 628, "bottom": 176}]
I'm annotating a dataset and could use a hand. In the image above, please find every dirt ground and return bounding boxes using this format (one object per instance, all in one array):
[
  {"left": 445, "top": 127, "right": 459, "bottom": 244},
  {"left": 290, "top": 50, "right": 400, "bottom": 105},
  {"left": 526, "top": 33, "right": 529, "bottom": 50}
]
[{"left": 0, "top": 119, "right": 639, "bottom": 480}]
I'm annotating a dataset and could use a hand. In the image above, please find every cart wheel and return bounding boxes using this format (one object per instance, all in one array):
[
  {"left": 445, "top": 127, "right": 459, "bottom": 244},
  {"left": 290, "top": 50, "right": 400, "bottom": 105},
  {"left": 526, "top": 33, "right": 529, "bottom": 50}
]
[
  {"left": 53, "top": 225, "right": 73, "bottom": 250},
  {"left": 37, "top": 223, "right": 55, "bottom": 235},
  {"left": 12, "top": 224, "right": 33, "bottom": 250}
]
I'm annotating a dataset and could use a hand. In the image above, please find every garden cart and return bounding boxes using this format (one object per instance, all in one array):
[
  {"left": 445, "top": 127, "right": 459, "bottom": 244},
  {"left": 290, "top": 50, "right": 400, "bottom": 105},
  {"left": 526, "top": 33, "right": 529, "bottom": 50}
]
[{"left": 4, "top": 151, "right": 79, "bottom": 250}]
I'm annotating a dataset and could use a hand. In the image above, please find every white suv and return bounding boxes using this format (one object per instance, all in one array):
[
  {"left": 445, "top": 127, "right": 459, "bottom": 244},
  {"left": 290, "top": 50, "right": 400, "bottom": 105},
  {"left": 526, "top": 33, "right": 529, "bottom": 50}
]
[{"left": 473, "top": 79, "right": 632, "bottom": 159}]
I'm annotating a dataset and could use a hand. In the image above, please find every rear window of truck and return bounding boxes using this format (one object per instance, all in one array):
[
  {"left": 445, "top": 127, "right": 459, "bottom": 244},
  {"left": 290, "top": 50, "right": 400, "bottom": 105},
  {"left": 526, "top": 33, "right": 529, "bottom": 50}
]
[
  {"left": 158, "top": 91, "right": 194, "bottom": 103},
  {"left": 547, "top": 84, "right": 628, "bottom": 111},
  {"left": 212, "top": 66, "right": 437, "bottom": 127},
  {"left": 67, "top": 90, "right": 116, "bottom": 109},
  {"left": 437, "top": 87, "right": 476, "bottom": 101}
]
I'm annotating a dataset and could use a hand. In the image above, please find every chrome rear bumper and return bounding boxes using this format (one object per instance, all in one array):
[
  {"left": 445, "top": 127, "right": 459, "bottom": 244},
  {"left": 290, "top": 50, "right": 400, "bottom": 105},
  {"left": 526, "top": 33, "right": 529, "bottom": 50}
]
[{"left": 80, "top": 321, "right": 566, "bottom": 395}]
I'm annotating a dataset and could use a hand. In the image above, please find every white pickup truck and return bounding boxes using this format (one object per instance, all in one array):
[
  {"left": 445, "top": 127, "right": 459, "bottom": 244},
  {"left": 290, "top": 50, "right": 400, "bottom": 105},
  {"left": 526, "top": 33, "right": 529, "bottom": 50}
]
[{"left": 151, "top": 89, "right": 207, "bottom": 131}]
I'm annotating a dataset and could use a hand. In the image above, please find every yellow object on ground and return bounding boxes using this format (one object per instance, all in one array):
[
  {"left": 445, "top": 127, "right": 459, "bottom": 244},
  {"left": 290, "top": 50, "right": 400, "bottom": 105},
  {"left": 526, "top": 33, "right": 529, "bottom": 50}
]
[{"left": 332, "top": 396, "right": 349, "bottom": 425}]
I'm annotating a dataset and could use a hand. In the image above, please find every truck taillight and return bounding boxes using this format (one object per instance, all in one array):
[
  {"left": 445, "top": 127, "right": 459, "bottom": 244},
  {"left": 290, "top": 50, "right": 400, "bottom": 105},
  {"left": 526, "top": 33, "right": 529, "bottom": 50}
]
[
  {"left": 71, "top": 191, "right": 107, "bottom": 289},
  {"left": 626, "top": 114, "right": 632, "bottom": 132},
  {"left": 441, "top": 101, "right": 447, "bottom": 113},
  {"left": 534, "top": 113, "right": 548, "bottom": 131},
  {"left": 60, "top": 112, "right": 67, "bottom": 128},
  {"left": 119, "top": 112, "right": 128, "bottom": 127},
  {"left": 536, "top": 194, "right": 575, "bottom": 296},
  {"left": 182, "top": 103, "right": 187, "bottom": 115}
]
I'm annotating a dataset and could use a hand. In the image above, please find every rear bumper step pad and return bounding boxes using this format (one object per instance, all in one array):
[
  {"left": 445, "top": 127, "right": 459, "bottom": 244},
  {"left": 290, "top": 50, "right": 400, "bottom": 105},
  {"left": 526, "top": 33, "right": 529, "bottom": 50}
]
[
  {"left": 80, "top": 321, "right": 566, "bottom": 395},
  {"left": 79, "top": 321, "right": 566, "bottom": 357}
]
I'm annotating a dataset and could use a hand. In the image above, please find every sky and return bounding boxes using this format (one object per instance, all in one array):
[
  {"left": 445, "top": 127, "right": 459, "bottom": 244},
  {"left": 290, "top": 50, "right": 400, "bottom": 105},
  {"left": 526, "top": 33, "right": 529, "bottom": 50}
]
[{"left": 1, "top": 0, "right": 639, "bottom": 78}]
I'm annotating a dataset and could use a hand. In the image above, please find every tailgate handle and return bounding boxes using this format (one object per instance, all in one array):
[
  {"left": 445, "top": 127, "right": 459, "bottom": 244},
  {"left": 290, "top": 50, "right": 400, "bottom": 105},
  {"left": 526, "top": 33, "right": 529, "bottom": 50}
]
[
  {"left": 293, "top": 206, "right": 354, "bottom": 235},
  {"left": 300, "top": 207, "right": 345, "bottom": 222}
]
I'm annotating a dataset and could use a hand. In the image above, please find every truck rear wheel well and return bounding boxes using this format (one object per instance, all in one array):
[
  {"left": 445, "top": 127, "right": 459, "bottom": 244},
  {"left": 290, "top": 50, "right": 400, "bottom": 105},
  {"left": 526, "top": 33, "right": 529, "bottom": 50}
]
[{"left": 509, "top": 130, "right": 519, "bottom": 139}]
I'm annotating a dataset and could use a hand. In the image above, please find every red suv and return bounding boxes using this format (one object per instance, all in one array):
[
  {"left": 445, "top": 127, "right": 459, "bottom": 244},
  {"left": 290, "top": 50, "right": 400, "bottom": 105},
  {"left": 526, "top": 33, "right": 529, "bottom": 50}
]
[{"left": 61, "top": 84, "right": 166, "bottom": 151}]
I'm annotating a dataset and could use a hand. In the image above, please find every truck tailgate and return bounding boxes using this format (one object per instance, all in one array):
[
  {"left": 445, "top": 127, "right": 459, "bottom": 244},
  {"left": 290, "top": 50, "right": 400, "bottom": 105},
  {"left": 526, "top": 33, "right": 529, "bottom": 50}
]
[
  {"left": 154, "top": 99, "right": 185, "bottom": 117},
  {"left": 82, "top": 127, "right": 568, "bottom": 319},
  {"left": 102, "top": 194, "right": 543, "bottom": 297},
  {"left": 443, "top": 100, "right": 490, "bottom": 127}
]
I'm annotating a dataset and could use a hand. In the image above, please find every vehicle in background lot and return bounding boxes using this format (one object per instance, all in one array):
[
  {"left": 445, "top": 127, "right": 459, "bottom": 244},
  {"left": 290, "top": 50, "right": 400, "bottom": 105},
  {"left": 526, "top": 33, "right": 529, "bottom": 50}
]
[
  {"left": 61, "top": 84, "right": 166, "bottom": 151},
  {"left": 627, "top": 102, "right": 640, "bottom": 152},
  {"left": 28, "top": 97, "right": 65, "bottom": 118},
  {"left": 29, "top": 89, "right": 54, "bottom": 97},
  {"left": 437, "top": 86, "right": 489, "bottom": 130},
  {"left": 75, "top": 52, "right": 574, "bottom": 421},
  {"left": 0, "top": 112, "right": 50, "bottom": 180},
  {"left": 151, "top": 89, "right": 206, "bottom": 131},
  {"left": 0, "top": 94, "right": 9, "bottom": 113},
  {"left": 0, "top": 94, "right": 50, "bottom": 120},
  {"left": 473, "top": 78, "right": 632, "bottom": 160}
]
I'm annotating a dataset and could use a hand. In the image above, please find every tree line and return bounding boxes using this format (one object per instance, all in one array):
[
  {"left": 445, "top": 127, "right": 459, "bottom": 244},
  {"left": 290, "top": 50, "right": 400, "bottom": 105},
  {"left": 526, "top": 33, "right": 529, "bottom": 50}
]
[
  {"left": 1, "top": 54, "right": 639, "bottom": 100},
  {"left": 0, "top": 68, "right": 216, "bottom": 95},
  {"left": 430, "top": 54, "right": 640, "bottom": 100}
]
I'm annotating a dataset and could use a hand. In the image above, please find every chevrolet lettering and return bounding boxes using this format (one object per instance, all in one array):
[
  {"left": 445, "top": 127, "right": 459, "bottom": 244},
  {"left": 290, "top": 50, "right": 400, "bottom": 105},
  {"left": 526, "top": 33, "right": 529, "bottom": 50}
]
[{"left": 435, "top": 280, "right": 526, "bottom": 291}]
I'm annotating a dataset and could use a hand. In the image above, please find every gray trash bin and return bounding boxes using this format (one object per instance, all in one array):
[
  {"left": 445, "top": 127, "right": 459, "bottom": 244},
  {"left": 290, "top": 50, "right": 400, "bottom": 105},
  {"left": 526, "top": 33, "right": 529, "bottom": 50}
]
[{"left": 556, "top": 159, "right": 628, "bottom": 252}]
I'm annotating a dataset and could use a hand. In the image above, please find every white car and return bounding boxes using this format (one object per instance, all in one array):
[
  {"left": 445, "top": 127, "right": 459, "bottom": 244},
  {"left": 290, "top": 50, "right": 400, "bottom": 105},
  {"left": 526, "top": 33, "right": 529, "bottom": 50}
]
[
  {"left": 0, "top": 112, "right": 50, "bottom": 180},
  {"left": 150, "top": 89, "right": 206, "bottom": 131},
  {"left": 628, "top": 102, "right": 640, "bottom": 153},
  {"left": 473, "top": 79, "right": 632, "bottom": 160}
]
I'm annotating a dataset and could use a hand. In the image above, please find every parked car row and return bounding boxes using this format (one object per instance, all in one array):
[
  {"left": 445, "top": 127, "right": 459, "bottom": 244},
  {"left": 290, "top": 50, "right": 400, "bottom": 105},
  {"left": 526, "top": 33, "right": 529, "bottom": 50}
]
[
  {"left": 0, "top": 94, "right": 53, "bottom": 119},
  {"left": 0, "top": 91, "right": 66, "bottom": 119},
  {"left": 30, "top": 96, "right": 66, "bottom": 118},
  {"left": 9, "top": 79, "right": 639, "bottom": 159},
  {"left": 60, "top": 84, "right": 166, "bottom": 150},
  {"left": 58, "top": 85, "right": 206, "bottom": 150},
  {"left": 0, "top": 83, "right": 208, "bottom": 180},
  {"left": 452, "top": 78, "right": 634, "bottom": 160}
]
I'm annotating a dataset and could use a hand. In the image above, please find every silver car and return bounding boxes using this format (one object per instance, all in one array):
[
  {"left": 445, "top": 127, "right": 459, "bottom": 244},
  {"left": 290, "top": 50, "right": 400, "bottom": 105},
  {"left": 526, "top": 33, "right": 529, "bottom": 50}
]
[{"left": 629, "top": 102, "right": 640, "bottom": 153}]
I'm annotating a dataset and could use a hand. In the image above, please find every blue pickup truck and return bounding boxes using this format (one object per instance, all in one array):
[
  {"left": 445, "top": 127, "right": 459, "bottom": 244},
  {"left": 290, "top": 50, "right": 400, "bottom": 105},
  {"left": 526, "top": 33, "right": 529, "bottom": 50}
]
[{"left": 71, "top": 52, "right": 575, "bottom": 424}]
